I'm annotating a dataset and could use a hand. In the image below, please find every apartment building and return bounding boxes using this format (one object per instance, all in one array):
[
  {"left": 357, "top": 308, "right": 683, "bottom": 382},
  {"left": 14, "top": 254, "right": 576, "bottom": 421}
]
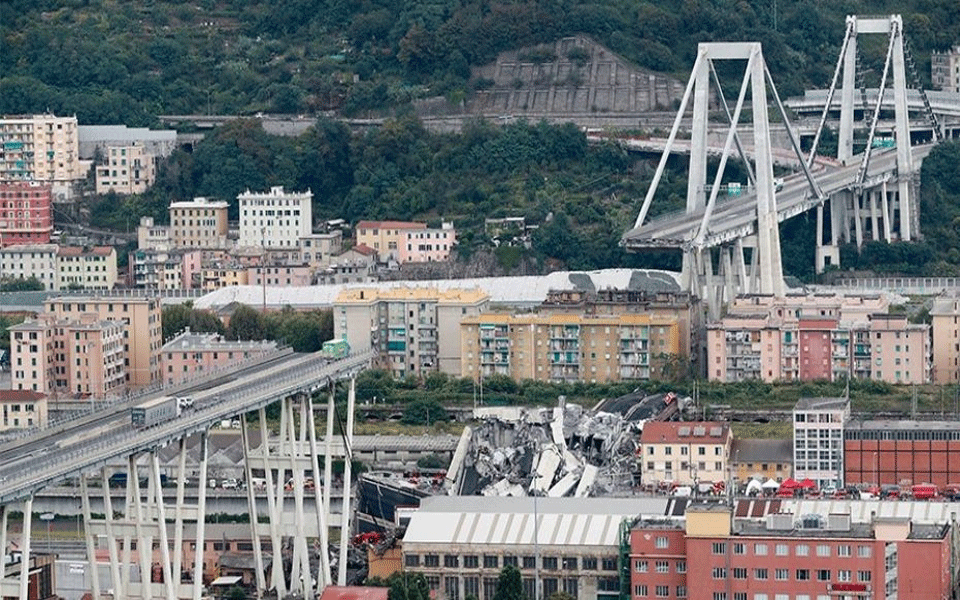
[
  {"left": 630, "top": 503, "right": 954, "bottom": 600},
  {"left": 930, "top": 293, "right": 960, "bottom": 383},
  {"left": 399, "top": 222, "right": 457, "bottom": 263},
  {"left": 44, "top": 296, "right": 162, "bottom": 388},
  {"left": 56, "top": 246, "right": 117, "bottom": 290},
  {"left": 169, "top": 197, "right": 230, "bottom": 249},
  {"left": 9, "top": 313, "right": 126, "bottom": 397},
  {"left": 355, "top": 220, "right": 426, "bottom": 262},
  {"left": 0, "top": 390, "right": 47, "bottom": 430},
  {"left": 334, "top": 287, "right": 489, "bottom": 377},
  {"left": 94, "top": 143, "right": 156, "bottom": 195},
  {"left": 200, "top": 264, "right": 249, "bottom": 291},
  {"left": 931, "top": 45, "right": 960, "bottom": 92},
  {"left": 129, "top": 248, "right": 202, "bottom": 290},
  {"left": 248, "top": 264, "right": 312, "bottom": 287},
  {"left": 460, "top": 313, "right": 682, "bottom": 384},
  {"left": 0, "top": 114, "right": 86, "bottom": 196},
  {"left": 638, "top": 421, "right": 732, "bottom": 486},
  {"left": 0, "top": 181, "right": 53, "bottom": 247},
  {"left": 707, "top": 294, "right": 930, "bottom": 384},
  {"left": 161, "top": 329, "right": 277, "bottom": 386},
  {"left": 844, "top": 419, "right": 960, "bottom": 488},
  {"left": 316, "top": 244, "right": 377, "bottom": 285},
  {"left": 0, "top": 244, "right": 57, "bottom": 289},
  {"left": 540, "top": 289, "right": 703, "bottom": 372},
  {"left": 238, "top": 186, "right": 312, "bottom": 249},
  {"left": 136, "top": 216, "right": 171, "bottom": 251},
  {"left": 299, "top": 230, "right": 343, "bottom": 267},
  {"left": 793, "top": 397, "right": 849, "bottom": 489}
]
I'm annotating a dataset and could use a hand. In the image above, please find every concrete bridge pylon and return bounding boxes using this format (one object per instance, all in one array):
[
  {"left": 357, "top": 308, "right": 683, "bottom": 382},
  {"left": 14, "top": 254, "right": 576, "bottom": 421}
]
[{"left": 633, "top": 42, "right": 801, "bottom": 318}]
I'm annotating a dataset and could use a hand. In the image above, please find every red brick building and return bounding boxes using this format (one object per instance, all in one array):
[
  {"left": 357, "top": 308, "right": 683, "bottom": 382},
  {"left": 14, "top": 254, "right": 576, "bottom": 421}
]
[
  {"left": 844, "top": 419, "right": 960, "bottom": 488},
  {"left": 0, "top": 181, "right": 53, "bottom": 247},
  {"left": 630, "top": 503, "right": 955, "bottom": 600}
]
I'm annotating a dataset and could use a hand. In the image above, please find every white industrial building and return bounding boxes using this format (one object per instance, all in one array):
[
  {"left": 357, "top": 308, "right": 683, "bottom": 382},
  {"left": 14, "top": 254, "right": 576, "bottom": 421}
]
[{"left": 401, "top": 496, "right": 683, "bottom": 600}]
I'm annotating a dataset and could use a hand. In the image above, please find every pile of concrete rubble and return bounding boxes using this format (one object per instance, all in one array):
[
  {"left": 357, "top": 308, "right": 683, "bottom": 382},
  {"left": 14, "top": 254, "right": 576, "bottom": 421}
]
[{"left": 445, "top": 401, "right": 649, "bottom": 498}]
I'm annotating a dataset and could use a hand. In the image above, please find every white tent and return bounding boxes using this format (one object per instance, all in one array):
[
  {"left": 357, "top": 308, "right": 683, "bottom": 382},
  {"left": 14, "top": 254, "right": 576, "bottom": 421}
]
[
  {"left": 761, "top": 478, "right": 781, "bottom": 489},
  {"left": 746, "top": 479, "right": 763, "bottom": 495}
]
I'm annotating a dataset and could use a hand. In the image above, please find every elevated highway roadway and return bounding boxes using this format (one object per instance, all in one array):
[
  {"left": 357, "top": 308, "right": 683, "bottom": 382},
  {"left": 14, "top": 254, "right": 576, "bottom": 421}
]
[
  {"left": 622, "top": 144, "right": 934, "bottom": 251},
  {"left": 0, "top": 350, "right": 373, "bottom": 505}
]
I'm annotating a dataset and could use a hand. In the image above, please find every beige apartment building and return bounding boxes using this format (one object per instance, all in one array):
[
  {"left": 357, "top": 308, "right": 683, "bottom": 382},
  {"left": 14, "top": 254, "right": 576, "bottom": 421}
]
[
  {"left": 707, "top": 293, "right": 930, "bottom": 384},
  {"left": 94, "top": 143, "right": 156, "bottom": 195},
  {"left": 638, "top": 421, "right": 732, "bottom": 486},
  {"left": 200, "top": 265, "right": 249, "bottom": 291},
  {"left": 44, "top": 296, "right": 162, "bottom": 388},
  {"left": 355, "top": 220, "right": 426, "bottom": 262},
  {"left": 0, "top": 114, "right": 87, "bottom": 197},
  {"left": 460, "top": 312, "right": 682, "bottom": 384},
  {"left": 334, "top": 287, "right": 489, "bottom": 377},
  {"left": 56, "top": 246, "right": 117, "bottom": 290},
  {"left": 931, "top": 293, "right": 960, "bottom": 383},
  {"left": 0, "top": 390, "right": 48, "bottom": 430},
  {"left": 9, "top": 313, "right": 126, "bottom": 397},
  {"left": 299, "top": 230, "right": 343, "bottom": 267},
  {"left": 136, "top": 216, "right": 171, "bottom": 250},
  {"left": 169, "top": 197, "right": 230, "bottom": 249},
  {"left": 0, "top": 243, "right": 57, "bottom": 289}
]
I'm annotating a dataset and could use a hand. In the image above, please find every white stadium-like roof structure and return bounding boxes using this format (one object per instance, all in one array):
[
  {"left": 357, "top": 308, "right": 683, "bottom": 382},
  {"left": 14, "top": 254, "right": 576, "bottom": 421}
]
[
  {"left": 403, "top": 496, "right": 674, "bottom": 548},
  {"left": 193, "top": 268, "right": 683, "bottom": 311}
]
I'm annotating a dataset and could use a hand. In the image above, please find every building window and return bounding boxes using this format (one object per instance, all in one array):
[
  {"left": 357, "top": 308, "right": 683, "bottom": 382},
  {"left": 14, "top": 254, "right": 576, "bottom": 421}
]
[
  {"left": 838, "top": 545, "right": 851, "bottom": 557},
  {"left": 562, "top": 557, "right": 577, "bottom": 570},
  {"left": 837, "top": 570, "right": 851, "bottom": 582},
  {"left": 445, "top": 577, "right": 460, "bottom": 600},
  {"left": 817, "top": 569, "right": 830, "bottom": 581},
  {"left": 676, "top": 561, "right": 686, "bottom": 574},
  {"left": 582, "top": 557, "right": 597, "bottom": 570},
  {"left": 464, "top": 556, "right": 479, "bottom": 569},
  {"left": 796, "top": 569, "right": 810, "bottom": 581},
  {"left": 712, "top": 567, "right": 726, "bottom": 579},
  {"left": 635, "top": 585, "right": 648, "bottom": 598},
  {"left": 754, "top": 568, "right": 767, "bottom": 580},
  {"left": 712, "top": 542, "right": 726, "bottom": 554},
  {"left": 676, "top": 586, "right": 687, "bottom": 598},
  {"left": 601, "top": 557, "right": 617, "bottom": 571},
  {"left": 464, "top": 578, "right": 479, "bottom": 599},
  {"left": 858, "top": 571, "right": 872, "bottom": 582},
  {"left": 754, "top": 543, "right": 767, "bottom": 556},
  {"left": 405, "top": 554, "right": 420, "bottom": 567},
  {"left": 542, "top": 557, "right": 558, "bottom": 571},
  {"left": 816, "top": 544, "right": 830, "bottom": 557},
  {"left": 858, "top": 545, "right": 872, "bottom": 558},
  {"left": 522, "top": 556, "right": 536, "bottom": 569},
  {"left": 732, "top": 567, "right": 747, "bottom": 579},
  {"left": 655, "top": 586, "right": 669, "bottom": 598},
  {"left": 424, "top": 555, "right": 439, "bottom": 568},
  {"left": 775, "top": 544, "right": 788, "bottom": 556},
  {"left": 733, "top": 543, "right": 745, "bottom": 555},
  {"left": 655, "top": 536, "right": 668, "bottom": 548},
  {"left": 775, "top": 569, "right": 788, "bottom": 581},
  {"left": 503, "top": 556, "right": 518, "bottom": 568},
  {"left": 484, "top": 555, "right": 499, "bottom": 569},
  {"left": 444, "top": 555, "right": 459, "bottom": 568},
  {"left": 655, "top": 561, "right": 668, "bottom": 573},
  {"left": 796, "top": 544, "right": 809, "bottom": 556}
]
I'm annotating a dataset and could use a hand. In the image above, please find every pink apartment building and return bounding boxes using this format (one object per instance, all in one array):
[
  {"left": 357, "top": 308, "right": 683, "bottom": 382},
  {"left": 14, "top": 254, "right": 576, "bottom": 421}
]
[
  {"left": 708, "top": 295, "right": 930, "bottom": 384},
  {"left": 247, "top": 264, "right": 313, "bottom": 287},
  {"left": 0, "top": 181, "right": 53, "bottom": 247},
  {"left": 161, "top": 329, "right": 278, "bottom": 386},
  {"left": 398, "top": 222, "right": 456, "bottom": 263},
  {"left": 8, "top": 313, "right": 126, "bottom": 397}
]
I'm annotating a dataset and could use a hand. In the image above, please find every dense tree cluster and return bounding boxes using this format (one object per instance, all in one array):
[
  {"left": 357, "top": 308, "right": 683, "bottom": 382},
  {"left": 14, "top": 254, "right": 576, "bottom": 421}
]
[
  {"left": 160, "top": 304, "right": 334, "bottom": 352},
  {"left": 2, "top": 0, "right": 957, "bottom": 121}
]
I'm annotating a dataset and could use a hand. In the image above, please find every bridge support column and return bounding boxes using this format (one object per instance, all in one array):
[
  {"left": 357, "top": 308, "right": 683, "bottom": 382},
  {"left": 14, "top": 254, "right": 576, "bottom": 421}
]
[{"left": 338, "top": 376, "right": 357, "bottom": 586}]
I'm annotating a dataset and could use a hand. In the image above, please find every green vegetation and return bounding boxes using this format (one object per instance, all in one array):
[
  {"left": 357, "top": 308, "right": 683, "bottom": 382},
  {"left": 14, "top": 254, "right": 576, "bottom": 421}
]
[
  {"left": 0, "top": 277, "right": 44, "bottom": 292},
  {"left": 367, "top": 572, "right": 431, "bottom": 600},
  {"left": 2, "top": 0, "right": 957, "bottom": 122},
  {"left": 225, "top": 305, "right": 333, "bottom": 352},
  {"left": 0, "top": 315, "right": 26, "bottom": 352},
  {"left": 493, "top": 565, "right": 524, "bottom": 600},
  {"left": 161, "top": 303, "right": 226, "bottom": 341}
]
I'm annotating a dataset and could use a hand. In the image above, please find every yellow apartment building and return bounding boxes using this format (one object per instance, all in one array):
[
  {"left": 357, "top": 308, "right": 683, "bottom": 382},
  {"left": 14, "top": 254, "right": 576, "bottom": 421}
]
[
  {"left": 460, "top": 312, "right": 681, "bottom": 383},
  {"left": 169, "top": 197, "right": 230, "bottom": 249}
]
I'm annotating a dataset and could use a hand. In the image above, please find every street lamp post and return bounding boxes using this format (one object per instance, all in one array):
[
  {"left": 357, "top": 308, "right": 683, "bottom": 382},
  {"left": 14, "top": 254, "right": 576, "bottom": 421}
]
[{"left": 533, "top": 491, "right": 540, "bottom": 600}]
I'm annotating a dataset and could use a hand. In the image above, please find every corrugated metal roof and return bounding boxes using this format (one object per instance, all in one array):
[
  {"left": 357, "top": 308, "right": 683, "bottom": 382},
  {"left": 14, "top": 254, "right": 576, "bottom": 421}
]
[
  {"left": 403, "top": 496, "right": 670, "bottom": 547},
  {"left": 193, "top": 269, "right": 682, "bottom": 311},
  {"left": 779, "top": 499, "right": 960, "bottom": 525}
]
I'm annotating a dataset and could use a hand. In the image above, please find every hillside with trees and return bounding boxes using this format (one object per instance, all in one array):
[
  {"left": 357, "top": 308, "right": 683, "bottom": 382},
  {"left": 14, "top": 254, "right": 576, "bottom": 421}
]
[{"left": 2, "top": 0, "right": 957, "bottom": 123}]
